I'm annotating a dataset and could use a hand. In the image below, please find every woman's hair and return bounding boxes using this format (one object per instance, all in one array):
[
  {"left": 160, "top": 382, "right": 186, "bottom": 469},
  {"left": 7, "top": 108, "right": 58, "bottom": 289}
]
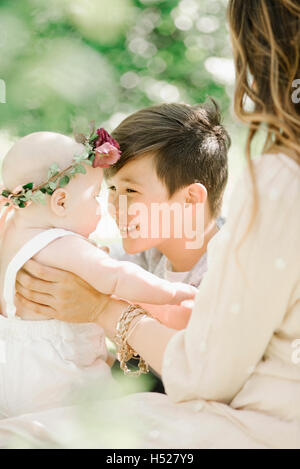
[
  {"left": 227, "top": 0, "right": 300, "bottom": 228},
  {"left": 105, "top": 100, "right": 231, "bottom": 217},
  {"left": 228, "top": 0, "right": 300, "bottom": 158}
]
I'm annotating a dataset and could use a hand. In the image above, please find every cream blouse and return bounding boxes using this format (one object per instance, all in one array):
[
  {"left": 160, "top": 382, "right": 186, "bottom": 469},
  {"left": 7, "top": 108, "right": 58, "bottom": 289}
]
[{"left": 162, "top": 153, "right": 300, "bottom": 437}]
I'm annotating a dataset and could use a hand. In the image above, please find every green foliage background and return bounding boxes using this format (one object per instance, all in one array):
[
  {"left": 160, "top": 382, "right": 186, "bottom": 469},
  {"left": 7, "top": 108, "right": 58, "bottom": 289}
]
[{"left": 0, "top": 0, "right": 234, "bottom": 136}]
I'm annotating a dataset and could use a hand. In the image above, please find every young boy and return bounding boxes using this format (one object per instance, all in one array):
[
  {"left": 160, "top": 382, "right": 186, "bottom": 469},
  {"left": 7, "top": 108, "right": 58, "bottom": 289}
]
[{"left": 104, "top": 100, "right": 229, "bottom": 292}]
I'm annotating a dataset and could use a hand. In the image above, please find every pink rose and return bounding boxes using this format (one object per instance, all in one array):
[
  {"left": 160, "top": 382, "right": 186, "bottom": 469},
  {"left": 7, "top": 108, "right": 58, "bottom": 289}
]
[
  {"left": 94, "top": 128, "right": 120, "bottom": 150},
  {"left": 93, "top": 142, "right": 121, "bottom": 168}
]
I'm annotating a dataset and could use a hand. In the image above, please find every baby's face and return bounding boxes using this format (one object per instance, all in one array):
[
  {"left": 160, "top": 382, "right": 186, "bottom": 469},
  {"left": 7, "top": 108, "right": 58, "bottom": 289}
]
[{"left": 62, "top": 165, "right": 103, "bottom": 237}]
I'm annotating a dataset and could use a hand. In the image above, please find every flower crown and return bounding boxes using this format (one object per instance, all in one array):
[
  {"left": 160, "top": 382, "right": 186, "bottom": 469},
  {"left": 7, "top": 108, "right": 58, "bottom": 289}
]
[{"left": 0, "top": 123, "right": 121, "bottom": 210}]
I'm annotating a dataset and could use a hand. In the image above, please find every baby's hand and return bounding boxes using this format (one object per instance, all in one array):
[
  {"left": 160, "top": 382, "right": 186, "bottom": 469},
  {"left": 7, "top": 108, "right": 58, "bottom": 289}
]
[{"left": 168, "top": 283, "right": 198, "bottom": 305}]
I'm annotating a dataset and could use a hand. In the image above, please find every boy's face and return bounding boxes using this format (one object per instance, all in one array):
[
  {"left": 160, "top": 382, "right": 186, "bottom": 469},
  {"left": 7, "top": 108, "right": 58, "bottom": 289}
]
[{"left": 106, "top": 154, "right": 192, "bottom": 254}]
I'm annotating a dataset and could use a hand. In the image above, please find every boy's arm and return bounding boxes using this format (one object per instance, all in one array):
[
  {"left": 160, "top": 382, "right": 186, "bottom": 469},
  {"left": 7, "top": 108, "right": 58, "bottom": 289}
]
[{"left": 34, "top": 235, "right": 196, "bottom": 306}]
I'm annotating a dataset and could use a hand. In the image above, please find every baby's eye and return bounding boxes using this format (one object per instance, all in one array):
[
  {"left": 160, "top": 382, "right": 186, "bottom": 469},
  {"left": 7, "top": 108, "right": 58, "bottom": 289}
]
[
  {"left": 126, "top": 188, "right": 137, "bottom": 194},
  {"left": 108, "top": 186, "right": 116, "bottom": 191}
]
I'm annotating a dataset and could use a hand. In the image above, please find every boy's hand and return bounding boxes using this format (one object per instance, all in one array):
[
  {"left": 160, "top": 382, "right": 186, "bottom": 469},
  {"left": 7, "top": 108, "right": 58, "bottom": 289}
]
[
  {"left": 139, "top": 300, "right": 194, "bottom": 330},
  {"left": 15, "top": 259, "right": 109, "bottom": 322}
]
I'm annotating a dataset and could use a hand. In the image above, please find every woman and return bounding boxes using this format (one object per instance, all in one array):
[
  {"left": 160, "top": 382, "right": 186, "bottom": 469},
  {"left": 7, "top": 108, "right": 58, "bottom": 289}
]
[{"left": 1, "top": 0, "right": 300, "bottom": 448}]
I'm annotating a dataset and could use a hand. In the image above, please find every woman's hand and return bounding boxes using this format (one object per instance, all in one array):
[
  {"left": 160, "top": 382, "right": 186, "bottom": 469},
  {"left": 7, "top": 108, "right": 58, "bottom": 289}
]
[{"left": 15, "top": 259, "right": 110, "bottom": 322}]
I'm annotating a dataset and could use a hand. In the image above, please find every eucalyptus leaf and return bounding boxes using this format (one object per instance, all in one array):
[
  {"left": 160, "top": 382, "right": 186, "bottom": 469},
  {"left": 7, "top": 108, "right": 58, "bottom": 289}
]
[
  {"left": 48, "top": 181, "right": 57, "bottom": 190},
  {"left": 24, "top": 190, "right": 32, "bottom": 201},
  {"left": 48, "top": 163, "right": 60, "bottom": 179},
  {"left": 22, "top": 182, "right": 33, "bottom": 190},
  {"left": 73, "top": 153, "right": 86, "bottom": 162},
  {"left": 59, "top": 176, "right": 70, "bottom": 187},
  {"left": 74, "top": 164, "right": 86, "bottom": 174},
  {"left": 31, "top": 190, "right": 46, "bottom": 205}
]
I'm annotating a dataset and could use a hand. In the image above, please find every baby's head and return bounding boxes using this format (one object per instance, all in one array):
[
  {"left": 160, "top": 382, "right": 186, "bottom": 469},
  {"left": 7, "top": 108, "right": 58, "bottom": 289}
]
[
  {"left": 104, "top": 100, "right": 230, "bottom": 254},
  {"left": 1, "top": 132, "right": 103, "bottom": 237}
]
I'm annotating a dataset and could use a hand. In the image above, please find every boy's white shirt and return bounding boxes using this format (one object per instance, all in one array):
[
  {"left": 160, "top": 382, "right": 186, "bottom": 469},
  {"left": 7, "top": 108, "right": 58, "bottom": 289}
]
[
  {"left": 108, "top": 217, "right": 225, "bottom": 288},
  {"left": 108, "top": 245, "right": 207, "bottom": 288}
]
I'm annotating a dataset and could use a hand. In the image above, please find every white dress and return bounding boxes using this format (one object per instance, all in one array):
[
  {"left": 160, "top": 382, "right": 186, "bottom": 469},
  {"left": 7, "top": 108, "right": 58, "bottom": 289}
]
[
  {"left": 0, "top": 229, "right": 113, "bottom": 418},
  {"left": 0, "top": 153, "right": 299, "bottom": 449}
]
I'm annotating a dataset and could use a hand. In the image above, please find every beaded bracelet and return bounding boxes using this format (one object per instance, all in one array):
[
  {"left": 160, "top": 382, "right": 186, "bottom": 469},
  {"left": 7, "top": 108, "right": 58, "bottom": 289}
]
[{"left": 114, "top": 304, "right": 150, "bottom": 377}]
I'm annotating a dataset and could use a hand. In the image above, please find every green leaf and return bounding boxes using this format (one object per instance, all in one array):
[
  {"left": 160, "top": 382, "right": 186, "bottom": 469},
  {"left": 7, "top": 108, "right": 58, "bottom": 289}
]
[
  {"left": 31, "top": 190, "right": 46, "bottom": 205},
  {"left": 22, "top": 182, "right": 33, "bottom": 190},
  {"left": 84, "top": 159, "right": 93, "bottom": 166},
  {"left": 59, "top": 176, "right": 70, "bottom": 187},
  {"left": 48, "top": 163, "right": 60, "bottom": 179},
  {"left": 19, "top": 201, "right": 26, "bottom": 208},
  {"left": 24, "top": 190, "right": 32, "bottom": 201},
  {"left": 1, "top": 190, "right": 11, "bottom": 198},
  {"left": 40, "top": 188, "right": 47, "bottom": 194},
  {"left": 73, "top": 154, "right": 85, "bottom": 162},
  {"left": 74, "top": 164, "right": 86, "bottom": 174},
  {"left": 48, "top": 181, "right": 57, "bottom": 190}
]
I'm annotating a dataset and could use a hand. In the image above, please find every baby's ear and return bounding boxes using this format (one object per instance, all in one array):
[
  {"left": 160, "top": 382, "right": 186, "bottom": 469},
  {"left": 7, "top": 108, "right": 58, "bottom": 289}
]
[{"left": 50, "top": 188, "right": 69, "bottom": 216}]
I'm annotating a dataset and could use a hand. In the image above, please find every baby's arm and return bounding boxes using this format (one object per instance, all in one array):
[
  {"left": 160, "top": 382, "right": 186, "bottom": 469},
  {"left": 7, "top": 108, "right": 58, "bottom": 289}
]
[{"left": 34, "top": 236, "right": 197, "bottom": 305}]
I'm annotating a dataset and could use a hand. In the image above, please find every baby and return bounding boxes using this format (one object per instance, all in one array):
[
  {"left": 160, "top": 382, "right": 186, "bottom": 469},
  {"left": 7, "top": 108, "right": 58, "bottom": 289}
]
[{"left": 0, "top": 130, "right": 196, "bottom": 417}]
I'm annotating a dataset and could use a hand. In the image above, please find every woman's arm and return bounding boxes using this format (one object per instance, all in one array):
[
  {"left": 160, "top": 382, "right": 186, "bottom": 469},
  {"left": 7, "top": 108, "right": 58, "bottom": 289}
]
[{"left": 95, "top": 297, "right": 178, "bottom": 375}]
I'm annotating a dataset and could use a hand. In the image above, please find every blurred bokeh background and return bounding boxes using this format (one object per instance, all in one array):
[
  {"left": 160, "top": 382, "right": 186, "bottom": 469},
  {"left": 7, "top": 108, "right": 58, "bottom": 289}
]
[
  {"left": 0, "top": 0, "right": 252, "bottom": 200},
  {"left": 0, "top": 0, "right": 234, "bottom": 132}
]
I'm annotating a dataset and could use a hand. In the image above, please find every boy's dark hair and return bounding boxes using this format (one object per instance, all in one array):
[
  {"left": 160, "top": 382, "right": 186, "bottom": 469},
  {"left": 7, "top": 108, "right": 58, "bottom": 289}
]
[{"left": 105, "top": 99, "right": 231, "bottom": 217}]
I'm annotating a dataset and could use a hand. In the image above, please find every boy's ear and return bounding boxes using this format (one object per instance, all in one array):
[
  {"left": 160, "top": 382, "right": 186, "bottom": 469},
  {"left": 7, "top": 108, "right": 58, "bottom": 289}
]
[
  {"left": 50, "top": 188, "right": 69, "bottom": 216},
  {"left": 186, "top": 183, "right": 207, "bottom": 204}
]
